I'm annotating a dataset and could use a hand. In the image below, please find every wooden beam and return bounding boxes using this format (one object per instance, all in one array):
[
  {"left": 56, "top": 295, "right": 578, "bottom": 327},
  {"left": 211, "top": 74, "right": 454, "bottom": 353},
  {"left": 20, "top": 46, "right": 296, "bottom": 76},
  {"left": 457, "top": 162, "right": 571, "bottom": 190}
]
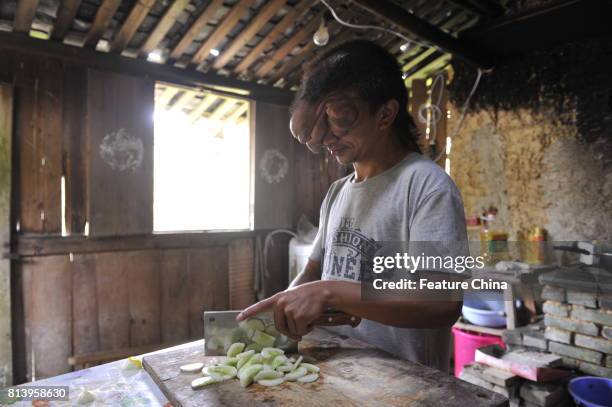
[
  {"left": 192, "top": 0, "right": 253, "bottom": 67},
  {"left": 110, "top": 0, "right": 156, "bottom": 54},
  {"left": 213, "top": 0, "right": 286, "bottom": 70},
  {"left": 170, "top": 90, "right": 196, "bottom": 112},
  {"left": 83, "top": 0, "right": 122, "bottom": 48},
  {"left": 0, "top": 30, "right": 294, "bottom": 105},
  {"left": 353, "top": 0, "right": 493, "bottom": 69},
  {"left": 13, "top": 231, "right": 257, "bottom": 257},
  {"left": 188, "top": 94, "right": 217, "bottom": 121},
  {"left": 209, "top": 99, "right": 236, "bottom": 121},
  {"left": 226, "top": 102, "right": 249, "bottom": 123},
  {"left": 139, "top": 0, "right": 190, "bottom": 57},
  {"left": 51, "top": 0, "right": 82, "bottom": 41},
  {"left": 168, "top": 0, "right": 225, "bottom": 61},
  {"left": 255, "top": 10, "right": 324, "bottom": 78},
  {"left": 14, "top": 0, "right": 40, "bottom": 33},
  {"left": 233, "top": 0, "right": 311, "bottom": 75},
  {"left": 155, "top": 86, "right": 180, "bottom": 109}
]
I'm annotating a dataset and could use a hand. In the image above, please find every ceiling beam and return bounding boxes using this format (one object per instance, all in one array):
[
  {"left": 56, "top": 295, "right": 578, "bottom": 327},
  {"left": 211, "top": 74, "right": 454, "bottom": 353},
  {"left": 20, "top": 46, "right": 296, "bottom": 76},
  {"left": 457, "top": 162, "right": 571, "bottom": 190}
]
[
  {"left": 352, "top": 0, "right": 493, "bottom": 69},
  {"left": 209, "top": 99, "right": 236, "bottom": 121},
  {"left": 213, "top": 0, "right": 286, "bottom": 70},
  {"left": 83, "top": 0, "right": 122, "bottom": 48},
  {"left": 14, "top": 0, "right": 40, "bottom": 33},
  {"left": 168, "top": 0, "right": 225, "bottom": 61},
  {"left": 233, "top": 0, "right": 311, "bottom": 75},
  {"left": 192, "top": 0, "right": 253, "bottom": 67},
  {"left": 446, "top": 0, "right": 505, "bottom": 17},
  {"left": 156, "top": 86, "right": 181, "bottom": 109},
  {"left": 188, "top": 94, "right": 217, "bottom": 122},
  {"left": 255, "top": 9, "right": 324, "bottom": 78},
  {"left": 226, "top": 102, "right": 249, "bottom": 123},
  {"left": 0, "top": 30, "right": 294, "bottom": 105},
  {"left": 51, "top": 0, "right": 82, "bottom": 40},
  {"left": 139, "top": 0, "right": 190, "bottom": 57},
  {"left": 170, "top": 90, "right": 197, "bottom": 112},
  {"left": 110, "top": 0, "right": 156, "bottom": 53}
]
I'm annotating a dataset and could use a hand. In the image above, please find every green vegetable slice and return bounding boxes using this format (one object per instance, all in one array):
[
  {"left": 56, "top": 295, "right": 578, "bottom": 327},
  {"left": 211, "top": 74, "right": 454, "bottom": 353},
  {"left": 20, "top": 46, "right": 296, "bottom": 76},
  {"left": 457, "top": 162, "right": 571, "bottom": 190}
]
[
  {"left": 203, "top": 365, "right": 237, "bottom": 380},
  {"left": 239, "top": 364, "right": 263, "bottom": 387},
  {"left": 180, "top": 362, "right": 204, "bottom": 373},
  {"left": 297, "top": 373, "right": 319, "bottom": 383},
  {"left": 227, "top": 343, "right": 246, "bottom": 357},
  {"left": 291, "top": 356, "right": 303, "bottom": 371},
  {"left": 242, "top": 354, "right": 263, "bottom": 371},
  {"left": 300, "top": 363, "right": 320, "bottom": 373},
  {"left": 271, "top": 355, "right": 288, "bottom": 370},
  {"left": 276, "top": 364, "right": 294, "bottom": 372},
  {"left": 221, "top": 357, "right": 238, "bottom": 367},
  {"left": 252, "top": 330, "right": 276, "bottom": 348},
  {"left": 236, "top": 349, "right": 255, "bottom": 360},
  {"left": 245, "top": 343, "right": 263, "bottom": 352},
  {"left": 257, "top": 378, "right": 285, "bottom": 387},
  {"left": 254, "top": 370, "right": 284, "bottom": 381},
  {"left": 191, "top": 376, "right": 218, "bottom": 389},
  {"left": 284, "top": 366, "right": 308, "bottom": 381},
  {"left": 261, "top": 347, "right": 284, "bottom": 359}
]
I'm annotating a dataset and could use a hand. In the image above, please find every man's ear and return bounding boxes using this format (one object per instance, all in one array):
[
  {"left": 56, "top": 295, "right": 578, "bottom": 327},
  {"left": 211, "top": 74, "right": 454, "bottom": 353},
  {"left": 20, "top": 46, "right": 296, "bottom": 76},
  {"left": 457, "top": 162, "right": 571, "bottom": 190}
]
[{"left": 377, "top": 99, "right": 399, "bottom": 130}]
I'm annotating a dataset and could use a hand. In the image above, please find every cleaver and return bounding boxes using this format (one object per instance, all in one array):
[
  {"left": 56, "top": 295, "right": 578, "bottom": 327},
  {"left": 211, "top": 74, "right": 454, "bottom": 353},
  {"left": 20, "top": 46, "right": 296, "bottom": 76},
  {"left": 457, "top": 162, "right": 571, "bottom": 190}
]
[{"left": 204, "top": 310, "right": 361, "bottom": 356}]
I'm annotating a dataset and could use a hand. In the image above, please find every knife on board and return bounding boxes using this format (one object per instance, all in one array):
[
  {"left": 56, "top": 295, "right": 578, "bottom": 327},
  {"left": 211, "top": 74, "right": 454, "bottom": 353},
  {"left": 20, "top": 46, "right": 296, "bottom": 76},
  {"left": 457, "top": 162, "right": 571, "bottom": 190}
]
[{"left": 203, "top": 310, "right": 361, "bottom": 356}]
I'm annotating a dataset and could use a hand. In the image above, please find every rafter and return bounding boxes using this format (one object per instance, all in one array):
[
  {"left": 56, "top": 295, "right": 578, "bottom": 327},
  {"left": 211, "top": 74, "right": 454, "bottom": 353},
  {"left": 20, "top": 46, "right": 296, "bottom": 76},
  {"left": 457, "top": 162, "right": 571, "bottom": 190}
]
[
  {"left": 213, "top": 0, "right": 286, "bottom": 70},
  {"left": 14, "top": 0, "right": 40, "bottom": 33},
  {"left": 156, "top": 86, "right": 180, "bottom": 109},
  {"left": 83, "top": 0, "right": 121, "bottom": 48},
  {"left": 51, "top": 0, "right": 82, "bottom": 40},
  {"left": 233, "top": 0, "right": 311, "bottom": 75},
  {"left": 209, "top": 99, "right": 237, "bottom": 121},
  {"left": 188, "top": 94, "right": 217, "bottom": 122},
  {"left": 192, "top": 0, "right": 253, "bottom": 67},
  {"left": 255, "top": 10, "right": 324, "bottom": 78},
  {"left": 110, "top": 0, "right": 156, "bottom": 53},
  {"left": 225, "top": 102, "right": 249, "bottom": 123},
  {"left": 168, "top": 0, "right": 225, "bottom": 61},
  {"left": 139, "top": 0, "right": 190, "bottom": 57},
  {"left": 170, "top": 91, "right": 197, "bottom": 112}
]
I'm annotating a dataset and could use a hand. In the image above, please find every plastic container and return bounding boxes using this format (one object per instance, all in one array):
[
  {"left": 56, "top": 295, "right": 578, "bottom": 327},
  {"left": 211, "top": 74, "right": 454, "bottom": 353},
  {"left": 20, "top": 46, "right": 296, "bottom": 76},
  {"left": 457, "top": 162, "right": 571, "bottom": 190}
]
[
  {"left": 568, "top": 376, "right": 612, "bottom": 407},
  {"left": 462, "top": 290, "right": 506, "bottom": 328},
  {"left": 452, "top": 327, "right": 505, "bottom": 378}
]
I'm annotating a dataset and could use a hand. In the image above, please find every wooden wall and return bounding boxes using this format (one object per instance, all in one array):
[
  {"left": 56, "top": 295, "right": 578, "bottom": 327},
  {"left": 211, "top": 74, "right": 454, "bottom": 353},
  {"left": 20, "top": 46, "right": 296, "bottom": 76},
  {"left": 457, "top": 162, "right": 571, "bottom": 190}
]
[{"left": 3, "top": 47, "right": 342, "bottom": 384}]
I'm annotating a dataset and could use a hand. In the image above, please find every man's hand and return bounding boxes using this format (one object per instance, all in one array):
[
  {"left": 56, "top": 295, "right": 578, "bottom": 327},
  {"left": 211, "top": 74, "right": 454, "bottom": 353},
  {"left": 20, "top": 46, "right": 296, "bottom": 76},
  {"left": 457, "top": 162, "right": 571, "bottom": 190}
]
[{"left": 236, "top": 281, "right": 330, "bottom": 341}]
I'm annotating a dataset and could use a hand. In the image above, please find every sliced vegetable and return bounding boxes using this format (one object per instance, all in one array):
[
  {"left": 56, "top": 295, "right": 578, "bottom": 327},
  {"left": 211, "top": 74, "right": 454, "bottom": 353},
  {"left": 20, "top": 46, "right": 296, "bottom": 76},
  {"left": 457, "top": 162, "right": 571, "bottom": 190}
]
[
  {"left": 257, "top": 378, "right": 285, "bottom": 387},
  {"left": 203, "top": 365, "right": 237, "bottom": 380},
  {"left": 236, "top": 349, "right": 255, "bottom": 360},
  {"left": 297, "top": 373, "right": 319, "bottom": 383},
  {"left": 241, "top": 354, "right": 263, "bottom": 370},
  {"left": 245, "top": 343, "right": 263, "bottom": 352},
  {"left": 284, "top": 366, "right": 308, "bottom": 381},
  {"left": 227, "top": 342, "right": 245, "bottom": 357},
  {"left": 246, "top": 318, "right": 266, "bottom": 332},
  {"left": 254, "top": 370, "right": 284, "bottom": 382},
  {"left": 276, "top": 364, "right": 294, "bottom": 373},
  {"left": 264, "top": 325, "right": 280, "bottom": 337},
  {"left": 271, "top": 355, "right": 288, "bottom": 370},
  {"left": 191, "top": 376, "right": 218, "bottom": 389},
  {"left": 300, "top": 363, "right": 320, "bottom": 373},
  {"left": 221, "top": 357, "right": 238, "bottom": 367},
  {"left": 291, "top": 356, "right": 303, "bottom": 371},
  {"left": 252, "top": 330, "right": 276, "bottom": 348},
  {"left": 261, "top": 347, "right": 284, "bottom": 359},
  {"left": 180, "top": 362, "right": 204, "bottom": 373},
  {"left": 239, "top": 364, "right": 263, "bottom": 387}
]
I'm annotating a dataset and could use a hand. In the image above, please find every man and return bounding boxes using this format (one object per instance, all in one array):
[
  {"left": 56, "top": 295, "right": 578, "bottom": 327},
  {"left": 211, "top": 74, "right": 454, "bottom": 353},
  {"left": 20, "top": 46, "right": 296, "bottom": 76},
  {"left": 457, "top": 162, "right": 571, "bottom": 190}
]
[{"left": 238, "top": 40, "right": 468, "bottom": 372}]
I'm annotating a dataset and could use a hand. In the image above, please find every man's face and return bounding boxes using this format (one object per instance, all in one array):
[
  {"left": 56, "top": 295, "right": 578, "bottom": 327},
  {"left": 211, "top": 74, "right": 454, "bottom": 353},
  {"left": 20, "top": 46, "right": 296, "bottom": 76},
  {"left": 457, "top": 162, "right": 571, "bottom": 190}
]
[{"left": 290, "top": 91, "right": 381, "bottom": 165}]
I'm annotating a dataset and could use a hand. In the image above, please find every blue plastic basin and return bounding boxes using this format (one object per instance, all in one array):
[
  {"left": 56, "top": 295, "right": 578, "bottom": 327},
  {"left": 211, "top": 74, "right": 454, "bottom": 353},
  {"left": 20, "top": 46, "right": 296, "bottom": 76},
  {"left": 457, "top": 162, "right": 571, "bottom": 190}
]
[
  {"left": 569, "top": 377, "right": 612, "bottom": 407},
  {"left": 462, "top": 290, "right": 506, "bottom": 327}
]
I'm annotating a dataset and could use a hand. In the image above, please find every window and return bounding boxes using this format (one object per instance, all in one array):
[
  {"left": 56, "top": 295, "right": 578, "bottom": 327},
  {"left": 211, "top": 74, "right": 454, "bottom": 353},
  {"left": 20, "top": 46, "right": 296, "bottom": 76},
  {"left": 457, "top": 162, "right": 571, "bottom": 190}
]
[{"left": 153, "top": 83, "right": 252, "bottom": 232}]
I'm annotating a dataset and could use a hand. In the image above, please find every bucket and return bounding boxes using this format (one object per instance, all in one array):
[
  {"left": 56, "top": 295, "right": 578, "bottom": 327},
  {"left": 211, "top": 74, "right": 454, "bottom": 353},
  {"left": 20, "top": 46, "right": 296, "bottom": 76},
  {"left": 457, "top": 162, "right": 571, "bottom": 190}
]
[{"left": 452, "top": 327, "right": 505, "bottom": 377}]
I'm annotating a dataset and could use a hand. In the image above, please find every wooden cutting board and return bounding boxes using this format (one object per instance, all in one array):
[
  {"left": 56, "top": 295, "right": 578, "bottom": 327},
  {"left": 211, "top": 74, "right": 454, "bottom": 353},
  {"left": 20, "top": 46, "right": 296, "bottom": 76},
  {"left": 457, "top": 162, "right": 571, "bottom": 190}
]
[{"left": 143, "top": 330, "right": 508, "bottom": 407}]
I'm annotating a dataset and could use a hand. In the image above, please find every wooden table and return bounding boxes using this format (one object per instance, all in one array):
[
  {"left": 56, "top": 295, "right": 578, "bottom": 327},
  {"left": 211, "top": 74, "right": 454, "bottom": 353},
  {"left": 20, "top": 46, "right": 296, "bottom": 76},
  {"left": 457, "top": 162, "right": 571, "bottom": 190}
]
[{"left": 144, "top": 328, "right": 508, "bottom": 407}]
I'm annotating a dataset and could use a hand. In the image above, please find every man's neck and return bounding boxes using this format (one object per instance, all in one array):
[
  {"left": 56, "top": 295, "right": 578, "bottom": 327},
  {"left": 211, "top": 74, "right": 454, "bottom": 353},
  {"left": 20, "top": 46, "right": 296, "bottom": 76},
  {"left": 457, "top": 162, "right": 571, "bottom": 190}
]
[{"left": 352, "top": 136, "right": 415, "bottom": 182}]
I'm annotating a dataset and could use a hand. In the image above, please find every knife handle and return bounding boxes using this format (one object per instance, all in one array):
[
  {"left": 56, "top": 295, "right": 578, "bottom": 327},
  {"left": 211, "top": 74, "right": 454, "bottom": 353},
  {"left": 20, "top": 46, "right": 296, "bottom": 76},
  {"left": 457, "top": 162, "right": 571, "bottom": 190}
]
[{"left": 314, "top": 311, "right": 361, "bottom": 327}]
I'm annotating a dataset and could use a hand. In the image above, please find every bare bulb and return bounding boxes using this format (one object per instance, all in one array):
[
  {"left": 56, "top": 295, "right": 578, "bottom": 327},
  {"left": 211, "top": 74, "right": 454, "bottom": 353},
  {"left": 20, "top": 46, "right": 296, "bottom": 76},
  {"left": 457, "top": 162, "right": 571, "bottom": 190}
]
[{"left": 313, "top": 21, "right": 329, "bottom": 46}]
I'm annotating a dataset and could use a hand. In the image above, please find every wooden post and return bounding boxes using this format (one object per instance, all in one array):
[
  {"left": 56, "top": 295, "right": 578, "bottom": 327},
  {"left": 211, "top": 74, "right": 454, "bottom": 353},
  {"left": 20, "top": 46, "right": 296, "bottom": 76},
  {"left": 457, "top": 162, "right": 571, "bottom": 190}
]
[{"left": 0, "top": 83, "right": 13, "bottom": 387}]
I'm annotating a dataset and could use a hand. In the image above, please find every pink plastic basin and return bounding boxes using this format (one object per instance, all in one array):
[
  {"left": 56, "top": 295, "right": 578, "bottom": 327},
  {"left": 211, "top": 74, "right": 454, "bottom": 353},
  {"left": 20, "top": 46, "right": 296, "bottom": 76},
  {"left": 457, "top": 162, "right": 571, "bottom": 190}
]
[{"left": 452, "top": 326, "right": 505, "bottom": 377}]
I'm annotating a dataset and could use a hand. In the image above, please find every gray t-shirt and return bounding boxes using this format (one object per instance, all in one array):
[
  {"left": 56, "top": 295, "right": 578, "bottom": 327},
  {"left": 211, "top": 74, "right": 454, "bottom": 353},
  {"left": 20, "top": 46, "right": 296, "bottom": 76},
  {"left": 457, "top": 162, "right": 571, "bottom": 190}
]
[{"left": 309, "top": 152, "right": 468, "bottom": 372}]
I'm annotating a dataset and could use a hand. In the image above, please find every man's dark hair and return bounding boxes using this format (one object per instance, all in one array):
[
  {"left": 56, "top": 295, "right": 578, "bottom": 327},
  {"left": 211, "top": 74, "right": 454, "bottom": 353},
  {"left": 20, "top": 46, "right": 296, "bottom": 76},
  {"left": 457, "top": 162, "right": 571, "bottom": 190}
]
[{"left": 293, "top": 39, "right": 421, "bottom": 150}]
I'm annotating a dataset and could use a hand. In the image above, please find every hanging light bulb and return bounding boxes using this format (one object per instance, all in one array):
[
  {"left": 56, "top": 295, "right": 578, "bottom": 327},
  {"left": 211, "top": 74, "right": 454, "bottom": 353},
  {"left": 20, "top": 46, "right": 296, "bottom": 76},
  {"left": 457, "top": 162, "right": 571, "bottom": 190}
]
[{"left": 313, "top": 18, "right": 329, "bottom": 46}]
